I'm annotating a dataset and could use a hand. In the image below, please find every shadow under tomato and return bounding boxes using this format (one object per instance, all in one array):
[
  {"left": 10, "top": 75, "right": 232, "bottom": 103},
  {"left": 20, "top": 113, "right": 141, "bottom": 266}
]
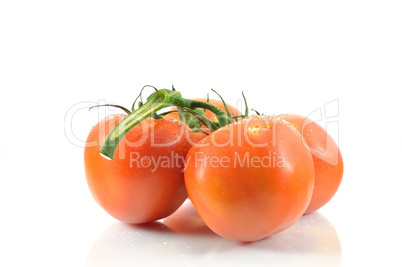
[
  {"left": 163, "top": 200, "right": 216, "bottom": 236},
  {"left": 86, "top": 201, "right": 342, "bottom": 267}
]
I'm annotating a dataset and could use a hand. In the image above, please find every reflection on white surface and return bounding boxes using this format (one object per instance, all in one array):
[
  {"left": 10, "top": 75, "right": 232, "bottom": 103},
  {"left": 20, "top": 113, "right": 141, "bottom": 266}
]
[{"left": 86, "top": 201, "right": 341, "bottom": 267}]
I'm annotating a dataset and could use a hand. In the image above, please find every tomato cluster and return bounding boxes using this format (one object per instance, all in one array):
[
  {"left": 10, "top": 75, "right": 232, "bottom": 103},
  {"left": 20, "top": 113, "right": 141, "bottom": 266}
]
[{"left": 84, "top": 88, "right": 343, "bottom": 242}]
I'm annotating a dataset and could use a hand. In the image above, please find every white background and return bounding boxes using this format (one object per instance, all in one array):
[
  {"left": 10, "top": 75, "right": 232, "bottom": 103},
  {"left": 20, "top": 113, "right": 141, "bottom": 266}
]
[{"left": 1, "top": 1, "right": 401, "bottom": 266}]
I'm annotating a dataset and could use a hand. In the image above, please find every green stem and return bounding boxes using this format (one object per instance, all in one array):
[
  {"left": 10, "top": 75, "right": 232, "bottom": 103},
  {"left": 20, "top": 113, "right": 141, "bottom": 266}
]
[
  {"left": 178, "top": 106, "right": 220, "bottom": 132},
  {"left": 131, "top": 85, "right": 158, "bottom": 112},
  {"left": 99, "top": 90, "right": 170, "bottom": 160},
  {"left": 99, "top": 89, "right": 228, "bottom": 160},
  {"left": 89, "top": 104, "right": 132, "bottom": 115},
  {"left": 185, "top": 99, "right": 228, "bottom": 126},
  {"left": 211, "top": 89, "right": 233, "bottom": 123},
  {"left": 242, "top": 90, "right": 249, "bottom": 117}
]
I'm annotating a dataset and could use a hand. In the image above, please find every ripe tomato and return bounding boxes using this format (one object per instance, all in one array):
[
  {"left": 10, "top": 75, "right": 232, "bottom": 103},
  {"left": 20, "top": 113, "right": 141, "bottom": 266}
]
[
  {"left": 84, "top": 114, "right": 194, "bottom": 224},
  {"left": 166, "top": 98, "right": 242, "bottom": 143},
  {"left": 184, "top": 115, "right": 315, "bottom": 242},
  {"left": 282, "top": 114, "right": 344, "bottom": 214}
]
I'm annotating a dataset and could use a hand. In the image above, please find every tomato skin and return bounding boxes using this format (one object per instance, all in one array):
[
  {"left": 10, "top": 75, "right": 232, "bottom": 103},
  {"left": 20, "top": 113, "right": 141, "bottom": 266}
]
[
  {"left": 282, "top": 114, "right": 344, "bottom": 214},
  {"left": 166, "top": 98, "right": 242, "bottom": 144},
  {"left": 184, "top": 115, "right": 315, "bottom": 242},
  {"left": 84, "top": 114, "right": 194, "bottom": 224}
]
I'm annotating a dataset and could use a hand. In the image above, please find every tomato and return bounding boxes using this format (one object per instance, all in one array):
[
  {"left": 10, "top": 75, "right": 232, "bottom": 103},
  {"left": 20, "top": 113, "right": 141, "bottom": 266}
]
[
  {"left": 166, "top": 98, "right": 242, "bottom": 144},
  {"left": 184, "top": 115, "right": 315, "bottom": 242},
  {"left": 281, "top": 114, "right": 344, "bottom": 214},
  {"left": 84, "top": 114, "right": 194, "bottom": 224}
]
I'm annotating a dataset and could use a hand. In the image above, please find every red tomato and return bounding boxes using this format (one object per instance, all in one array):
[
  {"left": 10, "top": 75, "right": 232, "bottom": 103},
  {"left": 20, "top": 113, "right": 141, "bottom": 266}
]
[
  {"left": 166, "top": 98, "right": 242, "bottom": 144},
  {"left": 184, "top": 115, "right": 315, "bottom": 242},
  {"left": 84, "top": 114, "right": 194, "bottom": 224},
  {"left": 282, "top": 114, "right": 344, "bottom": 214}
]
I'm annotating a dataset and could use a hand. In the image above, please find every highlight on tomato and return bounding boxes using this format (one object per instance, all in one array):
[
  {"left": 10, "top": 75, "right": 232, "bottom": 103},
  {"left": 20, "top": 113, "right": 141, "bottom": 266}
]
[
  {"left": 184, "top": 115, "right": 315, "bottom": 242},
  {"left": 281, "top": 114, "right": 344, "bottom": 214}
]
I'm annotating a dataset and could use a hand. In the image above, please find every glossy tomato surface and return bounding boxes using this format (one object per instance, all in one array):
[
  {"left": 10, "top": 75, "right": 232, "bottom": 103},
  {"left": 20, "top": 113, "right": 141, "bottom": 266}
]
[
  {"left": 184, "top": 115, "right": 315, "bottom": 242},
  {"left": 84, "top": 115, "right": 194, "bottom": 224},
  {"left": 282, "top": 114, "right": 344, "bottom": 214}
]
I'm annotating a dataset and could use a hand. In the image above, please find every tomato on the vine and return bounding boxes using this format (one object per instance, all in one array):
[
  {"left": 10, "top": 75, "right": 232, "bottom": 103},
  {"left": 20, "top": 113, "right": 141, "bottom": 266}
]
[
  {"left": 84, "top": 114, "right": 194, "bottom": 224},
  {"left": 184, "top": 115, "right": 315, "bottom": 242}
]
